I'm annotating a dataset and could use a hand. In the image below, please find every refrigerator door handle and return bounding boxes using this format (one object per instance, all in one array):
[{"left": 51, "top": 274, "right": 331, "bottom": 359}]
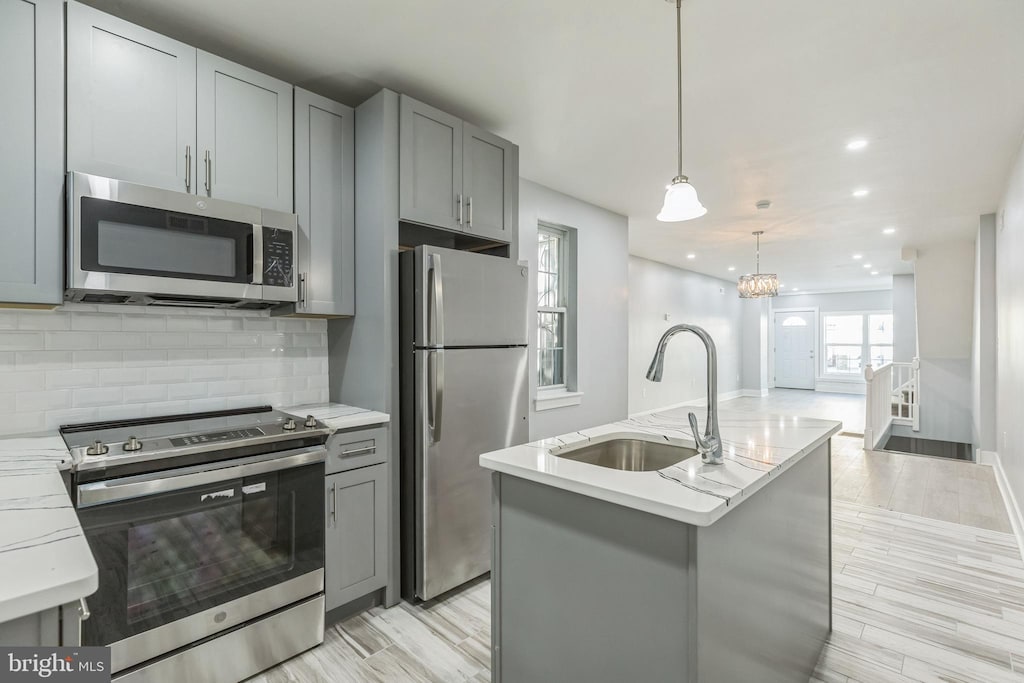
[
  {"left": 430, "top": 253, "right": 445, "bottom": 347},
  {"left": 428, "top": 350, "right": 445, "bottom": 443}
]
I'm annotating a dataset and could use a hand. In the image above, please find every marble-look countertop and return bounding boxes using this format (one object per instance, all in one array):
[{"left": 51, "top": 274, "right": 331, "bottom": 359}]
[
  {"left": 480, "top": 407, "right": 842, "bottom": 526},
  {"left": 0, "top": 434, "right": 97, "bottom": 624},
  {"left": 281, "top": 402, "right": 390, "bottom": 432}
]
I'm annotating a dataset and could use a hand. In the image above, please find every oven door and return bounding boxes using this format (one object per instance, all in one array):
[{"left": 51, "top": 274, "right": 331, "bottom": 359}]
[
  {"left": 67, "top": 171, "right": 264, "bottom": 302},
  {"left": 76, "top": 447, "right": 325, "bottom": 674}
]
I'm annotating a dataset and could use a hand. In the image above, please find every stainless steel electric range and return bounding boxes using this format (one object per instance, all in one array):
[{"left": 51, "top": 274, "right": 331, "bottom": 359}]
[{"left": 62, "top": 406, "right": 329, "bottom": 683}]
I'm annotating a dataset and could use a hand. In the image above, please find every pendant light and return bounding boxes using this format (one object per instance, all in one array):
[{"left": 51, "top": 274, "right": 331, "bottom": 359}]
[
  {"left": 737, "top": 231, "right": 779, "bottom": 298},
  {"left": 657, "top": 0, "right": 706, "bottom": 222}
]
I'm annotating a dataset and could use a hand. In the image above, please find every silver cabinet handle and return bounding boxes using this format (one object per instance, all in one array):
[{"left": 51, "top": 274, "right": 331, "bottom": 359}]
[
  {"left": 456, "top": 193, "right": 463, "bottom": 225},
  {"left": 329, "top": 483, "right": 337, "bottom": 527},
  {"left": 467, "top": 196, "right": 472, "bottom": 227},
  {"left": 185, "top": 145, "right": 192, "bottom": 192},
  {"left": 204, "top": 150, "right": 212, "bottom": 194},
  {"left": 298, "top": 272, "right": 307, "bottom": 310},
  {"left": 78, "top": 597, "right": 91, "bottom": 621},
  {"left": 339, "top": 445, "right": 376, "bottom": 458}
]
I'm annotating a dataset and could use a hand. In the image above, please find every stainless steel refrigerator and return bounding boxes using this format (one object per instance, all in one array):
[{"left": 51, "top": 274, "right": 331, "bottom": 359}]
[{"left": 400, "top": 245, "right": 529, "bottom": 601}]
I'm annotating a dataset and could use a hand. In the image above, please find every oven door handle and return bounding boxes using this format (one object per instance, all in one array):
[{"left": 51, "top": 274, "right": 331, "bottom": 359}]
[{"left": 76, "top": 446, "right": 326, "bottom": 508}]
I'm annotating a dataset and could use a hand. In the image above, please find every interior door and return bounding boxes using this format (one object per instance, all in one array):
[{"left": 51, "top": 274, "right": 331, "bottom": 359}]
[
  {"left": 774, "top": 310, "right": 816, "bottom": 389},
  {"left": 197, "top": 51, "right": 293, "bottom": 212},
  {"left": 462, "top": 123, "right": 516, "bottom": 242},
  {"left": 415, "top": 346, "right": 529, "bottom": 600},
  {"left": 66, "top": 1, "right": 196, "bottom": 193}
]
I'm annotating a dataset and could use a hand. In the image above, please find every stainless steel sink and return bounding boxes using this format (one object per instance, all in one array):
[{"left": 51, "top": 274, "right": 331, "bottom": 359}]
[{"left": 551, "top": 439, "right": 697, "bottom": 472}]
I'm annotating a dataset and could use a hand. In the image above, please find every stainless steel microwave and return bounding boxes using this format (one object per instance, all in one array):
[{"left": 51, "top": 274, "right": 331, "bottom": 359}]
[{"left": 66, "top": 172, "right": 298, "bottom": 309}]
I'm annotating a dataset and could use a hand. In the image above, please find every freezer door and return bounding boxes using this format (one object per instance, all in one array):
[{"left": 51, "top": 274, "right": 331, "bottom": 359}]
[
  {"left": 409, "top": 245, "right": 528, "bottom": 348},
  {"left": 415, "top": 346, "right": 529, "bottom": 600}
]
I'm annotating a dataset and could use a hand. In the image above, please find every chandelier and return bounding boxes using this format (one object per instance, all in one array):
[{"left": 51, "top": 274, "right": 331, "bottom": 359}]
[{"left": 737, "top": 231, "right": 779, "bottom": 298}]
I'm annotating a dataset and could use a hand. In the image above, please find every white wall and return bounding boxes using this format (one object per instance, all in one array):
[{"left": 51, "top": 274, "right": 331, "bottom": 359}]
[
  {"left": 741, "top": 298, "right": 769, "bottom": 396},
  {"left": 0, "top": 305, "right": 328, "bottom": 436},
  {"left": 997, "top": 135, "right": 1024, "bottom": 503},
  {"left": 914, "top": 240, "right": 976, "bottom": 444},
  {"left": 892, "top": 274, "right": 918, "bottom": 363},
  {"left": 519, "top": 179, "right": 629, "bottom": 440},
  {"left": 972, "top": 214, "right": 998, "bottom": 452},
  {"left": 628, "top": 257, "right": 747, "bottom": 415}
]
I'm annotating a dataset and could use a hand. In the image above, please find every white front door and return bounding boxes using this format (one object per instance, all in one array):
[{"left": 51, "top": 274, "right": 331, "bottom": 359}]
[{"left": 774, "top": 311, "right": 816, "bottom": 390}]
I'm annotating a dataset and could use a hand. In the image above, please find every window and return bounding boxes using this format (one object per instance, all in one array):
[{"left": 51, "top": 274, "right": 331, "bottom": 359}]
[
  {"left": 536, "top": 224, "right": 576, "bottom": 396},
  {"left": 823, "top": 312, "right": 893, "bottom": 376}
]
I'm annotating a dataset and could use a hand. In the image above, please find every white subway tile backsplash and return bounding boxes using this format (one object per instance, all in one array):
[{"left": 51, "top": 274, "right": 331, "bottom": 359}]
[{"left": 0, "top": 305, "right": 329, "bottom": 435}]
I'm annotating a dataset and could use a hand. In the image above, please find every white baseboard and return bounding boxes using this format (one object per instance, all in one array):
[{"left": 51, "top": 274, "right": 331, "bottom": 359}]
[
  {"left": 814, "top": 380, "right": 867, "bottom": 395},
  {"left": 979, "top": 450, "right": 1024, "bottom": 558},
  {"left": 628, "top": 389, "right": 745, "bottom": 418},
  {"left": 740, "top": 389, "right": 769, "bottom": 398}
]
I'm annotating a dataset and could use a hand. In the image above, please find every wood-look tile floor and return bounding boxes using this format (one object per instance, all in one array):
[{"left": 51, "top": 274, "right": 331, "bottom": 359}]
[
  {"left": 722, "top": 388, "right": 867, "bottom": 435},
  {"left": 257, "top": 437, "right": 1024, "bottom": 682}
]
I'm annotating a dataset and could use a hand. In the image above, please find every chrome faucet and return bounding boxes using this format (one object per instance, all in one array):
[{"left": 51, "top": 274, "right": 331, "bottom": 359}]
[{"left": 645, "top": 324, "right": 724, "bottom": 465}]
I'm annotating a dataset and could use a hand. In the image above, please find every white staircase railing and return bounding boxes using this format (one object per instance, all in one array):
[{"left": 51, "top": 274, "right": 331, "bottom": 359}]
[{"left": 864, "top": 359, "right": 920, "bottom": 451}]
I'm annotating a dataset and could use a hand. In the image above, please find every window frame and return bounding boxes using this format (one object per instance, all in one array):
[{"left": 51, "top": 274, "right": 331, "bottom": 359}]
[
  {"left": 535, "top": 222, "right": 579, "bottom": 406},
  {"left": 821, "top": 310, "right": 894, "bottom": 379}
]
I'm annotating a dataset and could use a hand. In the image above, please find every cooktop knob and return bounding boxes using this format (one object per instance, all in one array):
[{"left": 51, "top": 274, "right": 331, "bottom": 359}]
[
  {"left": 123, "top": 436, "right": 143, "bottom": 452},
  {"left": 86, "top": 440, "right": 109, "bottom": 456},
  {"left": 283, "top": 418, "right": 297, "bottom": 431},
  {"left": 304, "top": 415, "right": 318, "bottom": 429}
]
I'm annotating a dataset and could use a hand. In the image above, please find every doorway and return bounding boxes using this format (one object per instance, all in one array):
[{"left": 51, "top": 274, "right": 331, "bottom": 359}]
[{"left": 774, "top": 310, "right": 816, "bottom": 390}]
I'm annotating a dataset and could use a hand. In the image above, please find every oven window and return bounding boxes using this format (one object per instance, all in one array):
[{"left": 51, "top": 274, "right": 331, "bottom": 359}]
[
  {"left": 79, "top": 462, "right": 324, "bottom": 648},
  {"left": 80, "top": 197, "right": 253, "bottom": 283}
]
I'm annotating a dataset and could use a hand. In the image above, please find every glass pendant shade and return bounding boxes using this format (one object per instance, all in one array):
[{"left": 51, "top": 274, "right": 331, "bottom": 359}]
[
  {"left": 737, "top": 272, "right": 779, "bottom": 298},
  {"left": 657, "top": 178, "right": 707, "bottom": 222}
]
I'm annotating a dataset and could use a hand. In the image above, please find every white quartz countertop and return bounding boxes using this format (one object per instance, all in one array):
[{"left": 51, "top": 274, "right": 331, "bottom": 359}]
[
  {"left": 281, "top": 402, "right": 390, "bottom": 432},
  {"left": 0, "top": 434, "right": 97, "bottom": 624},
  {"left": 480, "top": 408, "right": 842, "bottom": 526}
]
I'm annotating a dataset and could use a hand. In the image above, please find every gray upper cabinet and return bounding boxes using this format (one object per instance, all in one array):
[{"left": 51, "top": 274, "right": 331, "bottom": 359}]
[
  {"left": 463, "top": 123, "right": 517, "bottom": 243},
  {"left": 325, "top": 464, "right": 388, "bottom": 611},
  {"left": 0, "top": 0, "right": 63, "bottom": 305},
  {"left": 67, "top": 1, "right": 196, "bottom": 193},
  {"left": 399, "top": 97, "right": 463, "bottom": 232},
  {"left": 399, "top": 96, "right": 517, "bottom": 243},
  {"left": 289, "top": 89, "right": 354, "bottom": 317},
  {"left": 197, "top": 52, "right": 293, "bottom": 212}
]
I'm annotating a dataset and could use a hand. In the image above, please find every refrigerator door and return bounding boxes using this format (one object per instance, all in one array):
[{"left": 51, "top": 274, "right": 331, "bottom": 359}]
[
  {"left": 409, "top": 245, "right": 528, "bottom": 348},
  {"left": 414, "top": 346, "right": 529, "bottom": 600}
]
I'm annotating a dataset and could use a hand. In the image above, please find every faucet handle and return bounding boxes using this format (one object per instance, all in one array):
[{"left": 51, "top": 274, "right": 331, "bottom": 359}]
[{"left": 688, "top": 412, "right": 710, "bottom": 452}]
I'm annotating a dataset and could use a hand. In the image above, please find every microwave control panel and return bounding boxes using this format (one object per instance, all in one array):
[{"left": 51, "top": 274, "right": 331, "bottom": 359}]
[{"left": 262, "top": 227, "right": 294, "bottom": 288}]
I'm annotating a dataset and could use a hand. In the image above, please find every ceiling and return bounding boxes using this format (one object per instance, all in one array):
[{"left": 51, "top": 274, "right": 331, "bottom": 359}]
[{"left": 87, "top": 0, "right": 1024, "bottom": 292}]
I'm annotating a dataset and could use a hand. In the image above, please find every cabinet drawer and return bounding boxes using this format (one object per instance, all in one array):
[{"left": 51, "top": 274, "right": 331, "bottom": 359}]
[{"left": 325, "top": 426, "right": 388, "bottom": 474}]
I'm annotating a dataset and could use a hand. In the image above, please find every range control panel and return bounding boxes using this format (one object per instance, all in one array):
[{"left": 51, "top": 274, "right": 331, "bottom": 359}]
[
  {"left": 263, "top": 227, "right": 294, "bottom": 288},
  {"left": 170, "top": 427, "right": 265, "bottom": 447}
]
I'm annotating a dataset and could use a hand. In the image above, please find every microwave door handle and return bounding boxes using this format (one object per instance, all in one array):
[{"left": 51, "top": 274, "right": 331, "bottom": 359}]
[{"left": 252, "top": 224, "right": 263, "bottom": 285}]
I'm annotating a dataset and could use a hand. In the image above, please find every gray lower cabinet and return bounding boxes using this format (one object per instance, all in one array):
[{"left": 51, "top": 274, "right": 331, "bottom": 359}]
[
  {"left": 325, "top": 464, "right": 388, "bottom": 611},
  {"left": 197, "top": 51, "right": 293, "bottom": 212},
  {"left": 67, "top": 1, "right": 196, "bottom": 193},
  {"left": 0, "top": 601, "right": 85, "bottom": 646},
  {"left": 0, "top": 0, "right": 64, "bottom": 305},
  {"left": 399, "top": 95, "right": 518, "bottom": 242},
  {"left": 286, "top": 89, "right": 355, "bottom": 317}
]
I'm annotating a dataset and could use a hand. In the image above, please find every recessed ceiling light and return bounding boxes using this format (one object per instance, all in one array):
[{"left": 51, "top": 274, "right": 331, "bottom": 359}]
[
  {"left": 686, "top": 253, "right": 696, "bottom": 259},
  {"left": 846, "top": 138, "right": 868, "bottom": 151},
  {"left": 792, "top": 287, "right": 800, "bottom": 292},
  {"left": 863, "top": 263, "right": 872, "bottom": 269},
  {"left": 882, "top": 227, "right": 896, "bottom": 235},
  {"left": 727, "top": 266, "right": 736, "bottom": 271},
  {"left": 779, "top": 284, "right": 786, "bottom": 288},
  {"left": 871, "top": 271, "right": 879, "bottom": 275},
  {"left": 852, "top": 254, "right": 863, "bottom": 260},
  {"left": 852, "top": 188, "right": 870, "bottom": 198}
]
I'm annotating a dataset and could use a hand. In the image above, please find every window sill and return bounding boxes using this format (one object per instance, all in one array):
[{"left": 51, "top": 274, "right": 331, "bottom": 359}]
[{"left": 534, "top": 390, "right": 584, "bottom": 412}]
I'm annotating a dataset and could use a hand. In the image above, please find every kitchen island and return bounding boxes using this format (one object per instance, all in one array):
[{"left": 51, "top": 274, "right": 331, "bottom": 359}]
[{"left": 480, "top": 408, "right": 841, "bottom": 683}]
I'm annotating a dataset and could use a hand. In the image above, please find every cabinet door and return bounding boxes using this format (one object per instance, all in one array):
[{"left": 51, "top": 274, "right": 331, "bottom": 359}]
[
  {"left": 197, "top": 51, "right": 293, "bottom": 212},
  {"left": 0, "top": 0, "right": 63, "bottom": 305},
  {"left": 463, "top": 123, "right": 518, "bottom": 243},
  {"left": 325, "top": 465, "right": 388, "bottom": 611},
  {"left": 66, "top": 1, "right": 196, "bottom": 193},
  {"left": 293, "top": 89, "right": 354, "bottom": 316},
  {"left": 399, "top": 96, "right": 463, "bottom": 231}
]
